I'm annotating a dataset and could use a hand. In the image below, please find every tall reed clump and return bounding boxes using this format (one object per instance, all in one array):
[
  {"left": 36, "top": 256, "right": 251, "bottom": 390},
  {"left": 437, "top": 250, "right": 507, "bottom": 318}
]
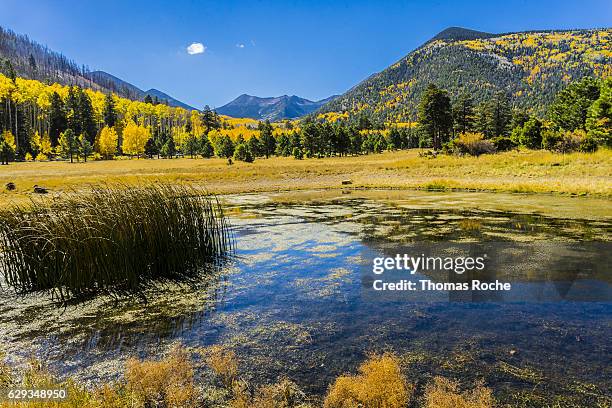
[{"left": 0, "top": 184, "right": 233, "bottom": 302}]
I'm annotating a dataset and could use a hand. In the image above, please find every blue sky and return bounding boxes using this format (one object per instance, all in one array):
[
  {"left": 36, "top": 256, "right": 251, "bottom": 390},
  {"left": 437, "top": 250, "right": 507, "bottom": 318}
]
[{"left": 1, "top": 0, "right": 610, "bottom": 108}]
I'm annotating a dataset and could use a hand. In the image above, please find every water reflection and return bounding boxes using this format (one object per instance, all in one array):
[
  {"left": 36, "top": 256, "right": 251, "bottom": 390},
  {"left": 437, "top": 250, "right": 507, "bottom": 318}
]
[{"left": 0, "top": 191, "right": 610, "bottom": 404}]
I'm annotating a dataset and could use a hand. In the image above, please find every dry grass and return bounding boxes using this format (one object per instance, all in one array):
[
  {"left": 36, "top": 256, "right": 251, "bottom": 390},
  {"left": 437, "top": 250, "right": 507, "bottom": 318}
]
[
  {"left": 124, "top": 346, "right": 198, "bottom": 407},
  {"left": 230, "top": 378, "right": 312, "bottom": 408},
  {"left": 0, "top": 149, "right": 610, "bottom": 207},
  {"left": 0, "top": 347, "right": 499, "bottom": 408},
  {"left": 424, "top": 376, "right": 494, "bottom": 408},
  {"left": 323, "top": 353, "right": 413, "bottom": 408},
  {"left": 201, "top": 345, "right": 239, "bottom": 387}
]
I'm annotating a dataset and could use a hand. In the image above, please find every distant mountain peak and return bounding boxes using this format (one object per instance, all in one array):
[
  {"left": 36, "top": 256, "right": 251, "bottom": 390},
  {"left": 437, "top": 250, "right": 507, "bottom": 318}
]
[
  {"left": 430, "top": 26, "right": 496, "bottom": 42},
  {"left": 216, "top": 94, "right": 338, "bottom": 121}
]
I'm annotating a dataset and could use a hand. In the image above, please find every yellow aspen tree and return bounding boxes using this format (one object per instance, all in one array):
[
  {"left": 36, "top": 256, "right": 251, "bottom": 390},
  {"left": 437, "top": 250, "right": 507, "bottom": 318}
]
[
  {"left": 98, "top": 126, "right": 118, "bottom": 159},
  {"left": 122, "top": 121, "right": 150, "bottom": 158}
]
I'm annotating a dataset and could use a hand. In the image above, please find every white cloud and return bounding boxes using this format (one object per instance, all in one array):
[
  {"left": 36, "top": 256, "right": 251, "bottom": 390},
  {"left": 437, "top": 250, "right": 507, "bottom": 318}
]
[
  {"left": 236, "top": 43, "right": 245, "bottom": 48},
  {"left": 187, "top": 42, "right": 206, "bottom": 55}
]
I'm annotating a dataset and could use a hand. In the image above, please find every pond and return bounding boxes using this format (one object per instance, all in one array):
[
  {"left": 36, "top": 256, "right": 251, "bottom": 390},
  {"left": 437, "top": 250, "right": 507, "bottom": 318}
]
[{"left": 0, "top": 189, "right": 610, "bottom": 405}]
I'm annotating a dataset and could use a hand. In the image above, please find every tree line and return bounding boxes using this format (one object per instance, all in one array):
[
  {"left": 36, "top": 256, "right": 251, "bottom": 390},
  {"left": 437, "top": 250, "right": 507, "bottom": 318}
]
[{"left": 0, "top": 70, "right": 609, "bottom": 165}]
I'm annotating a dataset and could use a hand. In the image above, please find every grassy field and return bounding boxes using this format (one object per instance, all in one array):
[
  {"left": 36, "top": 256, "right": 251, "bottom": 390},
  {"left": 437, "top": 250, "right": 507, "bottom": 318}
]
[{"left": 0, "top": 149, "right": 610, "bottom": 204}]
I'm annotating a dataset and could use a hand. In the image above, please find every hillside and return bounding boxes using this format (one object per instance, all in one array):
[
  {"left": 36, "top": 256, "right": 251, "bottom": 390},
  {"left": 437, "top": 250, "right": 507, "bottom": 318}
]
[
  {"left": 319, "top": 27, "right": 612, "bottom": 122},
  {"left": 87, "top": 71, "right": 197, "bottom": 110},
  {"left": 217, "top": 94, "right": 337, "bottom": 121},
  {"left": 0, "top": 25, "right": 196, "bottom": 110}
]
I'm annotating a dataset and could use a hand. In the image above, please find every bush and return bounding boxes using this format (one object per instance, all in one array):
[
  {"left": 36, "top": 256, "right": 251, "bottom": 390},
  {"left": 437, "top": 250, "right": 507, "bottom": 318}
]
[
  {"left": 518, "top": 118, "right": 542, "bottom": 148},
  {"left": 125, "top": 346, "right": 199, "bottom": 408},
  {"left": 324, "top": 353, "right": 413, "bottom": 408},
  {"left": 491, "top": 136, "right": 517, "bottom": 152},
  {"left": 541, "top": 129, "right": 563, "bottom": 150},
  {"left": 233, "top": 143, "right": 254, "bottom": 162},
  {"left": 579, "top": 135, "right": 598, "bottom": 152},
  {"left": 424, "top": 376, "right": 493, "bottom": 408},
  {"left": 451, "top": 133, "right": 495, "bottom": 156},
  {"left": 293, "top": 147, "right": 304, "bottom": 160},
  {"left": 35, "top": 153, "right": 49, "bottom": 161},
  {"left": 202, "top": 345, "right": 239, "bottom": 387}
]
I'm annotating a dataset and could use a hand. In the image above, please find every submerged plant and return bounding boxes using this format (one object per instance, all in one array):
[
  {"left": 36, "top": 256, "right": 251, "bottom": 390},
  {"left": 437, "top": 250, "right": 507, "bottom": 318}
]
[{"left": 0, "top": 183, "right": 233, "bottom": 302}]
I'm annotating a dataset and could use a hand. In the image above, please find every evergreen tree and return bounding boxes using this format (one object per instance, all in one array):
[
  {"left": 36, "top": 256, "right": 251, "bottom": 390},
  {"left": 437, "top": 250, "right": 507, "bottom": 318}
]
[
  {"left": 549, "top": 77, "right": 600, "bottom": 131},
  {"left": 66, "top": 87, "right": 82, "bottom": 137},
  {"left": 248, "top": 135, "right": 263, "bottom": 157},
  {"left": 59, "top": 129, "right": 78, "bottom": 163},
  {"left": 103, "top": 93, "right": 117, "bottom": 127},
  {"left": 48, "top": 92, "right": 67, "bottom": 147},
  {"left": 259, "top": 120, "right": 275, "bottom": 158},
  {"left": 144, "top": 137, "right": 157, "bottom": 158},
  {"left": 452, "top": 93, "right": 475, "bottom": 134},
  {"left": 417, "top": 84, "right": 453, "bottom": 149},
  {"left": 79, "top": 91, "right": 97, "bottom": 144},
  {"left": 79, "top": 134, "right": 93, "bottom": 162},
  {"left": 199, "top": 135, "right": 214, "bottom": 158},
  {"left": 486, "top": 91, "right": 512, "bottom": 137}
]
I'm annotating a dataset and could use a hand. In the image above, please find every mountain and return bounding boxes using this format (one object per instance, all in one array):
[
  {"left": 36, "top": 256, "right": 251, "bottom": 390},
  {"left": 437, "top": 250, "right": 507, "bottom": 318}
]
[
  {"left": 0, "top": 25, "right": 196, "bottom": 110},
  {"left": 216, "top": 94, "right": 338, "bottom": 121},
  {"left": 143, "top": 88, "right": 198, "bottom": 111},
  {"left": 319, "top": 27, "right": 612, "bottom": 122}
]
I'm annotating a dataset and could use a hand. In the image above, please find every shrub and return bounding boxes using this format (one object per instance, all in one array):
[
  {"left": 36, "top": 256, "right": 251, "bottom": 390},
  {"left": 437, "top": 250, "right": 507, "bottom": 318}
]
[
  {"left": 293, "top": 147, "right": 304, "bottom": 160},
  {"left": 125, "top": 345, "right": 199, "bottom": 407},
  {"left": 0, "top": 184, "right": 233, "bottom": 302},
  {"left": 233, "top": 143, "right": 254, "bottom": 162},
  {"left": 202, "top": 345, "right": 239, "bottom": 387},
  {"left": 230, "top": 378, "right": 311, "bottom": 408},
  {"left": 518, "top": 117, "right": 543, "bottom": 148},
  {"left": 0, "top": 351, "right": 11, "bottom": 387},
  {"left": 579, "top": 135, "right": 598, "bottom": 152},
  {"left": 491, "top": 136, "right": 517, "bottom": 152},
  {"left": 541, "top": 129, "right": 563, "bottom": 150},
  {"left": 25, "top": 152, "right": 33, "bottom": 161},
  {"left": 451, "top": 133, "right": 495, "bottom": 156},
  {"left": 35, "top": 153, "right": 49, "bottom": 161},
  {"left": 424, "top": 376, "right": 493, "bottom": 408},
  {"left": 324, "top": 353, "right": 413, "bottom": 408}
]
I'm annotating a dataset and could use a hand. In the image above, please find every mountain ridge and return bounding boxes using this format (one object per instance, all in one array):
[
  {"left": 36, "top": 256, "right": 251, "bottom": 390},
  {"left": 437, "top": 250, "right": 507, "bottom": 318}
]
[
  {"left": 216, "top": 94, "right": 338, "bottom": 121},
  {"left": 318, "top": 26, "right": 612, "bottom": 122},
  {"left": 0, "top": 25, "right": 197, "bottom": 111}
]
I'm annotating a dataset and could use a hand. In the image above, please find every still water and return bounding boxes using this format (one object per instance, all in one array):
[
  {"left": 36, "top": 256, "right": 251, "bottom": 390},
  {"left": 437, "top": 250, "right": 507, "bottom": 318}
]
[{"left": 0, "top": 190, "right": 610, "bottom": 405}]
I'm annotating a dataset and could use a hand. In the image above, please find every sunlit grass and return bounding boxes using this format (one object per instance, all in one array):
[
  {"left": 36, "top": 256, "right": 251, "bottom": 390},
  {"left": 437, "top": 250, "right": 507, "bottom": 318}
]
[{"left": 0, "top": 149, "right": 610, "bottom": 206}]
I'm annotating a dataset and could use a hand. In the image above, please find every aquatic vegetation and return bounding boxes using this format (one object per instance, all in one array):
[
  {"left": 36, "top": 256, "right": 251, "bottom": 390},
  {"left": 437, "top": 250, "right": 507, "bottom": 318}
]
[
  {"left": 323, "top": 353, "right": 413, "bottom": 408},
  {"left": 424, "top": 376, "right": 493, "bottom": 408},
  {"left": 0, "top": 184, "right": 233, "bottom": 302}
]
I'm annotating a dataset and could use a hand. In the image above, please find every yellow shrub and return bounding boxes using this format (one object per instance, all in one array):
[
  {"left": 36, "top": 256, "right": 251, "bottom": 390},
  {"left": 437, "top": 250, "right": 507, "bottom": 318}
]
[
  {"left": 35, "top": 153, "right": 48, "bottom": 161},
  {"left": 324, "top": 353, "right": 413, "bottom": 408},
  {"left": 202, "top": 345, "right": 239, "bottom": 387},
  {"left": 230, "top": 378, "right": 311, "bottom": 408},
  {"left": 424, "top": 376, "right": 493, "bottom": 408},
  {"left": 0, "top": 351, "right": 11, "bottom": 388},
  {"left": 125, "top": 345, "right": 198, "bottom": 407}
]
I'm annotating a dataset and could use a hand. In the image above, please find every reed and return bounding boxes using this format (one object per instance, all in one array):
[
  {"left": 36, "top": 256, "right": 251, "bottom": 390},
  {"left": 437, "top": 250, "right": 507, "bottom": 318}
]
[{"left": 0, "top": 184, "right": 233, "bottom": 302}]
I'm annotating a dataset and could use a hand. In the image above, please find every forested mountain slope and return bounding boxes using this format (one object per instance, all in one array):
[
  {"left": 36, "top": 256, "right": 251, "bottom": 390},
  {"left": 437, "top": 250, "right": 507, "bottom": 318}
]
[
  {"left": 0, "top": 26, "right": 196, "bottom": 110},
  {"left": 319, "top": 27, "right": 611, "bottom": 122}
]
